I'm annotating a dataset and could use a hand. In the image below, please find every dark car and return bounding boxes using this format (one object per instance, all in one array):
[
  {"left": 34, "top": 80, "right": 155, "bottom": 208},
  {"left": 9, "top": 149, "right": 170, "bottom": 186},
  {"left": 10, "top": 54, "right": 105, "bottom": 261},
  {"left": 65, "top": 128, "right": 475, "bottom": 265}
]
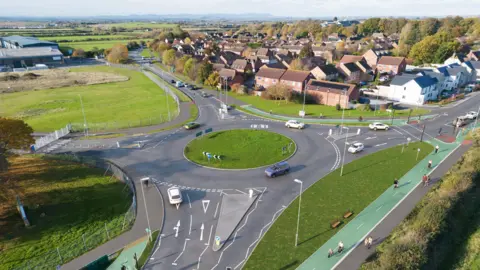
[
  {"left": 184, "top": 122, "right": 200, "bottom": 130},
  {"left": 170, "top": 79, "right": 176, "bottom": 84},
  {"left": 265, "top": 161, "right": 290, "bottom": 178},
  {"left": 187, "top": 85, "right": 198, "bottom": 90}
]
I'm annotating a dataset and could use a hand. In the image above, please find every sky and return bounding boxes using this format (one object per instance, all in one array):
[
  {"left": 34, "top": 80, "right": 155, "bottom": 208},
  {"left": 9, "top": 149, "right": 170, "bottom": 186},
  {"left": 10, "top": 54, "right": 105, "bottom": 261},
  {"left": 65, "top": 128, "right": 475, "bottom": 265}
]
[{"left": 1, "top": 0, "right": 480, "bottom": 18}]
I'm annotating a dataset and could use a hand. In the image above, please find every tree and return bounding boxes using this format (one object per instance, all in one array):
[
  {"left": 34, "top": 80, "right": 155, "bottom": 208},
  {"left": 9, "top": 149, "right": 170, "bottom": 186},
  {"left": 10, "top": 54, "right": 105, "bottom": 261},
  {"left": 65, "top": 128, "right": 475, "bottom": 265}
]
[
  {"left": 299, "top": 44, "right": 314, "bottom": 58},
  {"left": 408, "top": 35, "right": 440, "bottom": 65},
  {"left": 333, "top": 16, "right": 338, "bottom": 21},
  {"left": 0, "top": 118, "right": 34, "bottom": 172},
  {"left": 420, "top": 18, "right": 440, "bottom": 39},
  {"left": 231, "top": 83, "right": 247, "bottom": 95},
  {"left": 434, "top": 41, "right": 460, "bottom": 63},
  {"left": 289, "top": 58, "right": 307, "bottom": 71},
  {"left": 106, "top": 44, "right": 129, "bottom": 63},
  {"left": 197, "top": 61, "right": 213, "bottom": 84},
  {"left": 360, "top": 18, "right": 381, "bottom": 35},
  {"left": 183, "top": 58, "right": 197, "bottom": 80},
  {"left": 205, "top": 72, "right": 220, "bottom": 87},
  {"left": 156, "top": 42, "right": 171, "bottom": 54},
  {"left": 266, "top": 83, "right": 292, "bottom": 104},
  {"left": 336, "top": 41, "right": 346, "bottom": 52},
  {"left": 162, "top": 49, "right": 176, "bottom": 66},
  {"left": 175, "top": 55, "right": 191, "bottom": 74},
  {"left": 184, "top": 37, "right": 192, "bottom": 44},
  {"left": 72, "top": 48, "right": 85, "bottom": 58}
]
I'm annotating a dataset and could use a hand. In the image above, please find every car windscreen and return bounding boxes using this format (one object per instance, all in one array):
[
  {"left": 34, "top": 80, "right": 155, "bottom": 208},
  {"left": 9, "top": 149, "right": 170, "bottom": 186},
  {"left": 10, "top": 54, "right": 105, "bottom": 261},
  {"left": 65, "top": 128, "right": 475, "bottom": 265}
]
[{"left": 172, "top": 195, "right": 181, "bottom": 200}]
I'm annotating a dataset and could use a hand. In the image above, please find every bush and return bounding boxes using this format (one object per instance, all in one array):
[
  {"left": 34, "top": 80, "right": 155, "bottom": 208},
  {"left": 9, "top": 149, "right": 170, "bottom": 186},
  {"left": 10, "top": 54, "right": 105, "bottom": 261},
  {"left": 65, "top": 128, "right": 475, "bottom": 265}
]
[
  {"left": 456, "top": 93, "right": 465, "bottom": 100},
  {"left": 336, "top": 103, "right": 341, "bottom": 111},
  {"left": 291, "top": 91, "right": 318, "bottom": 104},
  {"left": 358, "top": 104, "right": 372, "bottom": 111}
]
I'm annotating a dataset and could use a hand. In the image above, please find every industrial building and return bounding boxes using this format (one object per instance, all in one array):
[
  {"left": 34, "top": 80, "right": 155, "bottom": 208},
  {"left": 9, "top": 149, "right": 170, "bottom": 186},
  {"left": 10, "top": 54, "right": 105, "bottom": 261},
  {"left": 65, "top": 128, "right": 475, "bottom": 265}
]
[
  {"left": 0, "top": 35, "right": 59, "bottom": 49},
  {"left": 0, "top": 47, "right": 64, "bottom": 70}
]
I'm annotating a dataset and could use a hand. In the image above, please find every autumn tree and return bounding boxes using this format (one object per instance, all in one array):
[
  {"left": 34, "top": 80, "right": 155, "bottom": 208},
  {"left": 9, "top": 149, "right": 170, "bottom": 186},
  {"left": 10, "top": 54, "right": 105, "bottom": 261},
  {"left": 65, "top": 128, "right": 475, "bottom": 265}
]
[
  {"left": 106, "top": 44, "right": 129, "bottom": 63},
  {"left": 175, "top": 55, "right": 191, "bottom": 74},
  {"left": 162, "top": 49, "right": 176, "bottom": 66},
  {"left": 266, "top": 83, "right": 292, "bottom": 104},
  {"left": 205, "top": 72, "right": 220, "bottom": 88},
  {"left": 72, "top": 48, "right": 85, "bottom": 58},
  {"left": 184, "top": 37, "right": 192, "bottom": 44},
  {"left": 289, "top": 59, "right": 308, "bottom": 71},
  {"left": 156, "top": 42, "right": 171, "bottom": 54},
  {"left": 197, "top": 61, "right": 213, "bottom": 84},
  {"left": 183, "top": 58, "right": 197, "bottom": 80},
  {"left": 299, "top": 44, "right": 314, "bottom": 58},
  {"left": 0, "top": 118, "right": 34, "bottom": 172}
]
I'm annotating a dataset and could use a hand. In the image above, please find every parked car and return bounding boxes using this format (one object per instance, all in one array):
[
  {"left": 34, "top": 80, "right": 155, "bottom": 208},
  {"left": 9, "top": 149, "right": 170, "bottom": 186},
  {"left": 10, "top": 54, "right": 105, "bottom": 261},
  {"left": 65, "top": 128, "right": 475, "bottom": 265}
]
[
  {"left": 184, "top": 122, "right": 200, "bottom": 130},
  {"left": 465, "top": 111, "right": 478, "bottom": 120},
  {"left": 265, "top": 161, "right": 290, "bottom": 178},
  {"left": 348, "top": 142, "right": 364, "bottom": 153},
  {"left": 187, "top": 85, "right": 198, "bottom": 90},
  {"left": 170, "top": 79, "right": 176, "bottom": 84},
  {"left": 175, "top": 81, "right": 184, "bottom": 87},
  {"left": 369, "top": 122, "right": 389, "bottom": 131},
  {"left": 167, "top": 187, "right": 183, "bottom": 205},
  {"left": 285, "top": 120, "right": 305, "bottom": 129},
  {"left": 184, "top": 83, "right": 189, "bottom": 88}
]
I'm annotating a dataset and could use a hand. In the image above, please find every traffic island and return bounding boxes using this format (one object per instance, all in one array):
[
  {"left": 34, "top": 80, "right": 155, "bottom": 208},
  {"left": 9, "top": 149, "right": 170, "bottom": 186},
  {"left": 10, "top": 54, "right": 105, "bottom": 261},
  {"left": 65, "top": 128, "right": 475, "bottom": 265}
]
[{"left": 183, "top": 129, "right": 296, "bottom": 169}]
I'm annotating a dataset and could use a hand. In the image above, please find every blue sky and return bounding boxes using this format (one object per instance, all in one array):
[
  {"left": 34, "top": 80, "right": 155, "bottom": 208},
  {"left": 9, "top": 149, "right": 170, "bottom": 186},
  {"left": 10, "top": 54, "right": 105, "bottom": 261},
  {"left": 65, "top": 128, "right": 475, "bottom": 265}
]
[{"left": 1, "top": 0, "right": 480, "bottom": 17}]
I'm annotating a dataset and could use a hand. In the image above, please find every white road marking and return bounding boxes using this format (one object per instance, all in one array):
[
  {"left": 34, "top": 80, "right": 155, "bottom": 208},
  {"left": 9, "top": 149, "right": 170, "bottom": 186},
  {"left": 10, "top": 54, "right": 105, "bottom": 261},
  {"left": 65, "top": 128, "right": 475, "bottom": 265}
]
[
  {"left": 189, "top": 214, "right": 192, "bottom": 235},
  {"left": 200, "top": 223, "right": 204, "bottom": 241},
  {"left": 357, "top": 223, "right": 364, "bottom": 230},
  {"left": 365, "top": 136, "right": 377, "bottom": 140},
  {"left": 326, "top": 139, "right": 341, "bottom": 171},
  {"left": 196, "top": 245, "right": 209, "bottom": 270},
  {"left": 235, "top": 189, "right": 247, "bottom": 194},
  {"left": 150, "top": 234, "right": 165, "bottom": 260},
  {"left": 317, "top": 132, "right": 324, "bottom": 136},
  {"left": 214, "top": 201, "right": 220, "bottom": 218},
  {"left": 375, "top": 143, "right": 387, "bottom": 147},
  {"left": 172, "top": 238, "right": 190, "bottom": 265},
  {"left": 393, "top": 191, "right": 399, "bottom": 196},
  {"left": 187, "top": 194, "right": 192, "bottom": 208},
  {"left": 392, "top": 128, "right": 404, "bottom": 135},
  {"left": 202, "top": 200, "right": 210, "bottom": 214},
  {"left": 174, "top": 220, "right": 180, "bottom": 237},
  {"left": 206, "top": 224, "right": 213, "bottom": 246}
]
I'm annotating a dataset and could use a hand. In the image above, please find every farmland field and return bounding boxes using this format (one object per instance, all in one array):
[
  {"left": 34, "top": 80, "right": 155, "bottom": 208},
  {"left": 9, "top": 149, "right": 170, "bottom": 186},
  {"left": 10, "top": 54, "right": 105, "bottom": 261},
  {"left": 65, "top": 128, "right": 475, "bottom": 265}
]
[
  {"left": 59, "top": 39, "right": 150, "bottom": 51},
  {"left": 0, "top": 66, "right": 177, "bottom": 132},
  {"left": 39, "top": 34, "right": 138, "bottom": 42},
  {"left": 98, "top": 22, "right": 177, "bottom": 29}
]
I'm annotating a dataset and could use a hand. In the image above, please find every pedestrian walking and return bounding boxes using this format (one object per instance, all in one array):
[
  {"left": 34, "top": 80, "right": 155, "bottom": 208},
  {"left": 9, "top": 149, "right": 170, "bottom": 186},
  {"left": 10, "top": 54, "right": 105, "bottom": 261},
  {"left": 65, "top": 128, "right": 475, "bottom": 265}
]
[
  {"left": 435, "top": 145, "right": 439, "bottom": 154},
  {"left": 428, "top": 160, "right": 432, "bottom": 169},
  {"left": 338, "top": 241, "right": 344, "bottom": 253},
  {"left": 364, "top": 237, "right": 369, "bottom": 248},
  {"left": 367, "top": 236, "right": 373, "bottom": 249},
  {"left": 393, "top": 178, "right": 399, "bottom": 189},
  {"left": 328, "top": 248, "right": 334, "bottom": 258},
  {"left": 422, "top": 174, "right": 428, "bottom": 187},
  {"left": 438, "top": 127, "right": 443, "bottom": 135},
  {"left": 426, "top": 175, "right": 431, "bottom": 186}
]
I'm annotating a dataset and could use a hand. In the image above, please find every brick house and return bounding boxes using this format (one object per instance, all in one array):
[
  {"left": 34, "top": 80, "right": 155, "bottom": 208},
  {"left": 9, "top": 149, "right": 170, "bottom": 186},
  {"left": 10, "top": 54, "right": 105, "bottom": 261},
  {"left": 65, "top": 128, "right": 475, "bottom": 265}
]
[
  {"left": 279, "top": 70, "right": 314, "bottom": 92},
  {"left": 255, "top": 67, "right": 286, "bottom": 89},
  {"left": 219, "top": 68, "right": 244, "bottom": 87},
  {"left": 339, "top": 55, "right": 364, "bottom": 64},
  {"left": 362, "top": 49, "right": 390, "bottom": 69},
  {"left": 337, "top": 62, "right": 361, "bottom": 83},
  {"left": 310, "top": 64, "right": 339, "bottom": 81},
  {"left": 376, "top": 56, "right": 406, "bottom": 75},
  {"left": 305, "top": 80, "right": 359, "bottom": 108},
  {"left": 230, "top": 59, "right": 253, "bottom": 74}
]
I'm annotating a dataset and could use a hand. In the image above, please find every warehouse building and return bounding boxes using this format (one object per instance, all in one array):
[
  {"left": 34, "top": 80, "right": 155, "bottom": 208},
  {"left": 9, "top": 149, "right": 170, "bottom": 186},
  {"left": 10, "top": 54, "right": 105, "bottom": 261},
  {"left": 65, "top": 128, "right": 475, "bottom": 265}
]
[
  {"left": 0, "top": 47, "right": 64, "bottom": 69},
  {"left": 0, "top": 35, "right": 59, "bottom": 49}
]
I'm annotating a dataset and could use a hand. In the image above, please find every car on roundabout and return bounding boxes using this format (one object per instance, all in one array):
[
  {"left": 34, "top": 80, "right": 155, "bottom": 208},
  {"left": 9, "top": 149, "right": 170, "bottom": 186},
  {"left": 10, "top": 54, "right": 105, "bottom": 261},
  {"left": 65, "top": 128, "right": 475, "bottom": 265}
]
[
  {"left": 369, "top": 122, "right": 389, "bottom": 131},
  {"left": 285, "top": 120, "right": 305, "bottom": 129},
  {"left": 200, "top": 91, "right": 209, "bottom": 98},
  {"left": 465, "top": 111, "right": 478, "bottom": 119},
  {"left": 167, "top": 187, "right": 183, "bottom": 205},
  {"left": 348, "top": 142, "right": 364, "bottom": 153},
  {"left": 265, "top": 161, "right": 290, "bottom": 178},
  {"left": 184, "top": 122, "right": 200, "bottom": 130}
]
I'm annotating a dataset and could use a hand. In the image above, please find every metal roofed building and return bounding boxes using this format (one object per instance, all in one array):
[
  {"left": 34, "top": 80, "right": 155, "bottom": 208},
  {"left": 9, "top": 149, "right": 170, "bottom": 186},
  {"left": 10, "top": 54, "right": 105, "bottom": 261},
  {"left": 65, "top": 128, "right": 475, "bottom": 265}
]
[
  {"left": 0, "top": 47, "right": 64, "bottom": 69},
  {"left": 1, "top": 35, "right": 59, "bottom": 49}
]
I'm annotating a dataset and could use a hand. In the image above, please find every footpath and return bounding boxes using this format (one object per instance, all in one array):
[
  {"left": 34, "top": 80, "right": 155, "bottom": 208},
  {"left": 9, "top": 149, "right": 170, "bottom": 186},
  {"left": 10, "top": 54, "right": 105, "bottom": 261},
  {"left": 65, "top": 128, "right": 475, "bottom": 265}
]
[{"left": 297, "top": 126, "right": 476, "bottom": 270}]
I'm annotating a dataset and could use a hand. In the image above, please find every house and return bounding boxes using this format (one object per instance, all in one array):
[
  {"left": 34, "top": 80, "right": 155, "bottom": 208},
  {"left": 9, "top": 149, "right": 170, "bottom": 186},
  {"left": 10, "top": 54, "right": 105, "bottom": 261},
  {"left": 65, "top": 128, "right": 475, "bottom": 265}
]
[
  {"left": 310, "top": 64, "right": 339, "bottom": 81},
  {"left": 255, "top": 67, "right": 286, "bottom": 89},
  {"left": 253, "top": 48, "right": 276, "bottom": 64},
  {"left": 376, "top": 56, "right": 406, "bottom": 75},
  {"left": 355, "top": 60, "right": 374, "bottom": 81},
  {"left": 339, "top": 55, "right": 364, "bottom": 64},
  {"left": 0, "top": 35, "right": 58, "bottom": 49},
  {"left": 0, "top": 47, "right": 64, "bottom": 68},
  {"left": 371, "top": 33, "right": 387, "bottom": 41},
  {"left": 230, "top": 59, "right": 253, "bottom": 74},
  {"left": 467, "top": 50, "right": 480, "bottom": 61},
  {"left": 435, "top": 64, "right": 469, "bottom": 90},
  {"left": 279, "top": 70, "right": 313, "bottom": 92},
  {"left": 280, "top": 45, "right": 303, "bottom": 55},
  {"left": 362, "top": 49, "right": 391, "bottom": 69},
  {"left": 462, "top": 61, "right": 480, "bottom": 82},
  {"left": 444, "top": 52, "right": 467, "bottom": 65},
  {"left": 212, "top": 63, "right": 226, "bottom": 72},
  {"left": 305, "top": 80, "right": 359, "bottom": 107},
  {"left": 219, "top": 68, "right": 244, "bottom": 87},
  {"left": 223, "top": 45, "right": 246, "bottom": 56},
  {"left": 174, "top": 44, "right": 195, "bottom": 55},
  {"left": 389, "top": 73, "right": 439, "bottom": 105},
  {"left": 247, "top": 56, "right": 265, "bottom": 73},
  {"left": 337, "top": 62, "right": 362, "bottom": 83},
  {"left": 218, "top": 51, "right": 243, "bottom": 66}
]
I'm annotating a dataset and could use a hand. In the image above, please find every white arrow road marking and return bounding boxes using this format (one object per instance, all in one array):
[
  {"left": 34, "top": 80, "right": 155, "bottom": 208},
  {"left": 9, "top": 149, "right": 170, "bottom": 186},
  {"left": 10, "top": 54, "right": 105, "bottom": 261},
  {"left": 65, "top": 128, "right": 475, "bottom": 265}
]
[
  {"left": 200, "top": 223, "right": 204, "bottom": 241},
  {"left": 172, "top": 238, "right": 190, "bottom": 266},
  {"left": 174, "top": 220, "right": 180, "bottom": 238},
  {"left": 375, "top": 143, "right": 387, "bottom": 147},
  {"left": 202, "top": 200, "right": 210, "bottom": 214},
  {"left": 189, "top": 215, "right": 192, "bottom": 235}
]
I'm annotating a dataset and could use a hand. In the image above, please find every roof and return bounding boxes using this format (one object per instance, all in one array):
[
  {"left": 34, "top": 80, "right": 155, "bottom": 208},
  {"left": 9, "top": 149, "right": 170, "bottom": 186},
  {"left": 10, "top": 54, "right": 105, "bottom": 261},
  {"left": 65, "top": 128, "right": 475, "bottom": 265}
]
[
  {"left": 256, "top": 67, "right": 286, "bottom": 79},
  {"left": 219, "top": 68, "right": 236, "bottom": 79},
  {"left": 413, "top": 75, "right": 438, "bottom": 88},
  {"left": 0, "top": 47, "right": 63, "bottom": 59},
  {"left": 316, "top": 64, "right": 338, "bottom": 75},
  {"left": 212, "top": 63, "right": 226, "bottom": 71},
  {"left": 260, "top": 62, "right": 288, "bottom": 69},
  {"left": 390, "top": 74, "right": 418, "bottom": 86},
  {"left": 355, "top": 60, "right": 371, "bottom": 71},
  {"left": 377, "top": 56, "right": 405, "bottom": 66},
  {"left": 306, "top": 79, "right": 356, "bottom": 95},
  {"left": 342, "top": 62, "right": 361, "bottom": 72},
  {"left": 231, "top": 59, "right": 249, "bottom": 70},
  {"left": 280, "top": 70, "right": 311, "bottom": 82},
  {"left": 1, "top": 35, "right": 57, "bottom": 47},
  {"left": 339, "top": 55, "right": 364, "bottom": 63},
  {"left": 256, "top": 48, "right": 270, "bottom": 56}
]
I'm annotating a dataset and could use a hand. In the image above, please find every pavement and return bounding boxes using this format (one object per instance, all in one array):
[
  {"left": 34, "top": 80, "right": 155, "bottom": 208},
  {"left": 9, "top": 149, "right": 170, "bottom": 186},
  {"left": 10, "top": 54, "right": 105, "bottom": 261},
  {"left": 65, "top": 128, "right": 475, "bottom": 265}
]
[
  {"left": 107, "top": 237, "right": 148, "bottom": 270},
  {"left": 43, "top": 51, "right": 480, "bottom": 270}
]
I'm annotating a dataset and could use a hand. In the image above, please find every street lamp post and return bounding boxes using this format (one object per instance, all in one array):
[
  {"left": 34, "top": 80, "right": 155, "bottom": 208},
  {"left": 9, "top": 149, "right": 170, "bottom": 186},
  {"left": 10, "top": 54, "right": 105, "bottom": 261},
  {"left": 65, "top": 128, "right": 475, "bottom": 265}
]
[
  {"left": 473, "top": 105, "right": 480, "bottom": 132},
  {"left": 340, "top": 127, "right": 350, "bottom": 176},
  {"left": 293, "top": 179, "right": 303, "bottom": 247},
  {"left": 78, "top": 94, "right": 88, "bottom": 137},
  {"left": 140, "top": 177, "right": 153, "bottom": 241},
  {"left": 302, "top": 80, "right": 307, "bottom": 116},
  {"left": 340, "top": 91, "right": 346, "bottom": 134}
]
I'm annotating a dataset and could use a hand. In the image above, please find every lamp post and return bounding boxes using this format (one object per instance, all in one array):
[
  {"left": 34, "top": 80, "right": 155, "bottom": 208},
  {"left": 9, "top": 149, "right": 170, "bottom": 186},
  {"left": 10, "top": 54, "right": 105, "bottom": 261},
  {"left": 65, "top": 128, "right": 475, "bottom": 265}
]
[
  {"left": 140, "top": 177, "right": 153, "bottom": 241},
  {"left": 473, "top": 105, "right": 480, "bottom": 132},
  {"left": 340, "top": 91, "right": 346, "bottom": 134},
  {"left": 78, "top": 94, "right": 88, "bottom": 137},
  {"left": 293, "top": 179, "right": 303, "bottom": 247},
  {"left": 302, "top": 80, "right": 307, "bottom": 116},
  {"left": 340, "top": 127, "right": 350, "bottom": 176}
]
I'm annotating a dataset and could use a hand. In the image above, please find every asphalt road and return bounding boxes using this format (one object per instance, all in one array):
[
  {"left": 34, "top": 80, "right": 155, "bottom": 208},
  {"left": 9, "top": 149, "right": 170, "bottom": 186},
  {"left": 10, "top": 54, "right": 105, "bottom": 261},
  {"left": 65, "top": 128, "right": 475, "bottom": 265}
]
[{"left": 51, "top": 52, "right": 480, "bottom": 270}]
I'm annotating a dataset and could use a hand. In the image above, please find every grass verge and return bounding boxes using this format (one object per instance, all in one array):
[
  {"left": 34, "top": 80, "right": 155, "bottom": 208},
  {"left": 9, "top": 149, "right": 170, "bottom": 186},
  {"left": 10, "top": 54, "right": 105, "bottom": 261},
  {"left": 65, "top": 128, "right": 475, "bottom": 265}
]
[
  {"left": 137, "top": 230, "right": 160, "bottom": 268},
  {"left": 244, "top": 142, "right": 432, "bottom": 270},
  {"left": 184, "top": 129, "right": 295, "bottom": 169},
  {"left": 79, "top": 133, "right": 126, "bottom": 140},
  {"left": 0, "top": 155, "right": 133, "bottom": 270},
  {"left": 147, "top": 104, "right": 199, "bottom": 134}
]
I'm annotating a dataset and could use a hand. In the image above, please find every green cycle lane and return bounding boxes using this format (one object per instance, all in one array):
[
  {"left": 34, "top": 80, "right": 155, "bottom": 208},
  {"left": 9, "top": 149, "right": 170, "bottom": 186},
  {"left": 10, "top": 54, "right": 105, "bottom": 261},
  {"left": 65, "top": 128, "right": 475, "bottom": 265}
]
[
  {"left": 297, "top": 137, "right": 464, "bottom": 270},
  {"left": 240, "top": 105, "right": 436, "bottom": 126}
]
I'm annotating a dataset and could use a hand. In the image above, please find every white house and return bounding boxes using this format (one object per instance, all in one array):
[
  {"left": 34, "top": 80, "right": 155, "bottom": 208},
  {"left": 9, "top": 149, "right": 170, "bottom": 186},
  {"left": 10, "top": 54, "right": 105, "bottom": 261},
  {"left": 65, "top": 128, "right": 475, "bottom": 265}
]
[
  {"left": 389, "top": 73, "right": 439, "bottom": 105},
  {"left": 434, "top": 64, "right": 469, "bottom": 91},
  {"left": 462, "top": 61, "right": 480, "bottom": 82}
]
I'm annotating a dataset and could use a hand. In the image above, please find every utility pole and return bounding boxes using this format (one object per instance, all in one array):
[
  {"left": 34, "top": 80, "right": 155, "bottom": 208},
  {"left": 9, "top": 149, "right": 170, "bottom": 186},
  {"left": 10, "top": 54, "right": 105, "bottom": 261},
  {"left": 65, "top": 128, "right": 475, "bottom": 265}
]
[
  {"left": 340, "top": 91, "right": 346, "bottom": 134},
  {"left": 78, "top": 94, "right": 88, "bottom": 137},
  {"left": 390, "top": 109, "right": 395, "bottom": 125},
  {"left": 473, "top": 105, "right": 480, "bottom": 132},
  {"left": 293, "top": 179, "right": 303, "bottom": 247},
  {"left": 407, "top": 108, "right": 412, "bottom": 123},
  {"left": 340, "top": 127, "right": 349, "bottom": 176},
  {"left": 420, "top": 124, "right": 426, "bottom": 142},
  {"left": 302, "top": 79, "right": 307, "bottom": 116}
]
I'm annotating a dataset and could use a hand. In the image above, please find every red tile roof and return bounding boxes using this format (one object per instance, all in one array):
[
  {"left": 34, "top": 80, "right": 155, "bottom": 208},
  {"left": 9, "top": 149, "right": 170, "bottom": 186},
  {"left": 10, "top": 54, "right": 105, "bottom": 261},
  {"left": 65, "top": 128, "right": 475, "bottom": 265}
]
[
  {"left": 256, "top": 67, "right": 286, "bottom": 79},
  {"left": 340, "top": 55, "right": 364, "bottom": 63},
  {"left": 280, "top": 70, "right": 311, "bottom": 83},
  {"left": 377, "top": 56, "right": 405, "bottom": 66}
]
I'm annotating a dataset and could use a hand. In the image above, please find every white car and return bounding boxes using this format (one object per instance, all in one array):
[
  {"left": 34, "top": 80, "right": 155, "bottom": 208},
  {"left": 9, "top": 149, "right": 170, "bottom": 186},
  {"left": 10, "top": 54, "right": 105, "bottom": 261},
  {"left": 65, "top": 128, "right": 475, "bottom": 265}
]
[
  {"left": 379, "top": 76, "right": 389, "bottom": 82},
  {"left": 465, "top": 111, "right": 478, "bottom": 119},
  {"left": 167, "top": 187, "right": 183, "bottom": 205},
  {"left": 348, "top": 142, "right": 364, "bottom": 153},
  {"left": 369, "top": 122, "right": 389, "bottom": 131},
  {"left": 285, "top": 120, "right": 305, "bottom": 129}
]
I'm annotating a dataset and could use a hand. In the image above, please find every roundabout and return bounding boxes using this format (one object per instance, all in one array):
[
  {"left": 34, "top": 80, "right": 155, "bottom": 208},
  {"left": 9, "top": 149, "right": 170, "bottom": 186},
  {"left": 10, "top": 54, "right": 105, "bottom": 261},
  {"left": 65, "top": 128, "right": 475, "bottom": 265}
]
[{"left": 183, "top": 129, "right": 296, "bottom": 169}]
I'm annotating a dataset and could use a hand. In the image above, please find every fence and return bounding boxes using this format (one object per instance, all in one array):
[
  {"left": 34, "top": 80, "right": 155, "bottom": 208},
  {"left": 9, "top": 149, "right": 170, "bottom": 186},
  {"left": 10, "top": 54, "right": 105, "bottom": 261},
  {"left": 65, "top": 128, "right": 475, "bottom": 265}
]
[
  {"left": 32, "top": 124, "right": 71, "bottom": 151},
  {"left": 8, "top": 153, "right": 137, "bottom": 270}
]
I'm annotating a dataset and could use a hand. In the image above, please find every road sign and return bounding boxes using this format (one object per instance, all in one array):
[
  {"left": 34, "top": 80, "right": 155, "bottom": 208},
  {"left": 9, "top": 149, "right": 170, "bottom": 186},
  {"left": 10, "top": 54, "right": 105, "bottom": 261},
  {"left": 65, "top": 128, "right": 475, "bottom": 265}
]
[
  {"left": 196, "top": 131, "right": 203, "bottom": 137},
  {"left": 205, "top": 128, "right": 213, "bottom": 134}
]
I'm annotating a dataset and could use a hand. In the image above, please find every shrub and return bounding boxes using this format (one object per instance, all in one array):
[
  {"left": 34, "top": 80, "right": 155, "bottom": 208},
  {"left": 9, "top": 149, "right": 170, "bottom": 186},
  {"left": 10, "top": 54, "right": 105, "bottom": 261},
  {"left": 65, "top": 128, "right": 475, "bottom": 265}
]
[
  {"left": 335, "top": 103, "right": 341, "bottom": 111},
  {"left": 291, "top": 91, "right": 318, "bottom": 104},
  {"left": 456, "top": 93, "right": 465, "bottom": 100}
]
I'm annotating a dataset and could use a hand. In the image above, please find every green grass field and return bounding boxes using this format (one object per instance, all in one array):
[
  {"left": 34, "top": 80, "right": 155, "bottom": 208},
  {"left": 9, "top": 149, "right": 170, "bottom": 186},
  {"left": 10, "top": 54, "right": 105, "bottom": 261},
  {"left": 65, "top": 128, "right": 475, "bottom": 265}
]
[
  {"left": 244, "top": 142, "right": 432, "bottom": 270},
  {"left": 101, "top": 22, "right": 177, "bottom": 29},
  {"left": 0, "top": 66, "right": 178, "bottom": 132},
  {"left": 184, "top": 129, "right": 294, "bottom": 169},
  {"left": 59, "top": 39, "right": 150, "bottom": 51},
  {"left": 40, "top": 34, "right": 137, "bottom": 42},
  {"left": 231, "top": 94, "right": 430, "bottom": 119},
  {"left": 0, "top": 155, "right": 133, "bottom": 270}
]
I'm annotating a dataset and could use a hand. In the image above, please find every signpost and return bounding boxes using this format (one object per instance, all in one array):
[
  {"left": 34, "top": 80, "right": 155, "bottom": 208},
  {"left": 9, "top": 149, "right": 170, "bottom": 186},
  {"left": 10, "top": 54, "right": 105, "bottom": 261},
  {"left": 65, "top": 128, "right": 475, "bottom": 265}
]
[{"left": 299, "top": 110, "right": 305, "bottom": 117}]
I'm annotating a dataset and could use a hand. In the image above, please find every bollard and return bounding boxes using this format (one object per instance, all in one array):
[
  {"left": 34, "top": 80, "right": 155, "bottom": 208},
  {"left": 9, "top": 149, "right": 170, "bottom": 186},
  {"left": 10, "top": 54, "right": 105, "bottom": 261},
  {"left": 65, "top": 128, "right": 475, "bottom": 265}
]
[
  {"left": 215, "top": 236, "right": 221, "bottom": 246},
  {"left": 249, "top": 189, "right": 253, "bottom": 198},
  {"left": 357, "top": 128, "right": 361, "bottom": 135},
  {"left": 117, "top": 142, "right": 120, "bottom": 148}
]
